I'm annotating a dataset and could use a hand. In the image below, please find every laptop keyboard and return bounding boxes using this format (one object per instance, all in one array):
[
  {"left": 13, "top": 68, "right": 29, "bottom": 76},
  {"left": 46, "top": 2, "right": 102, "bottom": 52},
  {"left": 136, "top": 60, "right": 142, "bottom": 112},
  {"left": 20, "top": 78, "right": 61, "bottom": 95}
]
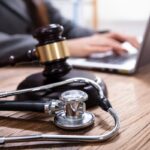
[{"left": 87, "top": 53, "right": 137, "bottom": 64}]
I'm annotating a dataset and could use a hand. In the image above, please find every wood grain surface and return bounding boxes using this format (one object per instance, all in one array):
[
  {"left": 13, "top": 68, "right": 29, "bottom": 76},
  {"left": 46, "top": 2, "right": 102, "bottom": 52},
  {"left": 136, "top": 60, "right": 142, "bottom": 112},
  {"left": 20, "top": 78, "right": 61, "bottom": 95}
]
[{"left": 0, "top": 66, "right": 150, "bottom": 150}]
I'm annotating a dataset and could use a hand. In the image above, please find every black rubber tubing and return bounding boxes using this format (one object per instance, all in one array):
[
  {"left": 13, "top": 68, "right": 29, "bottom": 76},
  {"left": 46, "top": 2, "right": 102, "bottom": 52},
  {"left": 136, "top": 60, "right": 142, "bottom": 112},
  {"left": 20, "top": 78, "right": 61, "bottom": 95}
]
[{"left": 0, "top": 101, "right": 45, "bottom": 112}]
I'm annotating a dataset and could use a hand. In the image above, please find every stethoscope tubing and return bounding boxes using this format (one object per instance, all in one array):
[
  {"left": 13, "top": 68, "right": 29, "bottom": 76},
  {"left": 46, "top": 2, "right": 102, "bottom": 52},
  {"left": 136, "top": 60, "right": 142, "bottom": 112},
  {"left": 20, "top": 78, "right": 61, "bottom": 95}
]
[
  {"left": 0, "top": 108, "right": 119, "bottom": 144},
  {"left": 0, "top": 77, "right": 120, "bottom": 144}
]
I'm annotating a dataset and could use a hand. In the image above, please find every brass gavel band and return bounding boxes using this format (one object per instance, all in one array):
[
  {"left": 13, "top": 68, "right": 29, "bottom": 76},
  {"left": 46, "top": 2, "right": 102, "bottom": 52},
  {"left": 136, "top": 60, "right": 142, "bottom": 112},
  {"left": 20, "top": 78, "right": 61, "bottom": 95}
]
[{"left": 35, "top": 41, "right": 70, "bottom": 63}]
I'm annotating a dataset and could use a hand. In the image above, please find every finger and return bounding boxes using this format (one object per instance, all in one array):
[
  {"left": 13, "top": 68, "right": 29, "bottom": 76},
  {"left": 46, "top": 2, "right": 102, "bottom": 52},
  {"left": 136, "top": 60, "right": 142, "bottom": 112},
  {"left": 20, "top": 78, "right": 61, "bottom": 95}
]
[
  {"left": 107, "top": 32, "right": 140, "bottom": 49},
  {"left": 88, "top": 45, "right": 113, "bottom": 53},
  {"left": 91, "top": 37, "right": 127, "bottom": 55},
  {"left": 105, "top": 38, "right": 128, "bottom": 54},
  {"left": 89, "top": 44, "right": 127, "bottom": 56},
  {"left": 108, "top": 32, "right": 127, "bottom": 42},
  {"left": 115, "top": 34, "right": 140, "bottom": 48},
  {"left": 126, "top": 37, "right": 140, "bottom": 49},
  {"left": 113, "top": 49, "right": 128, "bottom": 55}
]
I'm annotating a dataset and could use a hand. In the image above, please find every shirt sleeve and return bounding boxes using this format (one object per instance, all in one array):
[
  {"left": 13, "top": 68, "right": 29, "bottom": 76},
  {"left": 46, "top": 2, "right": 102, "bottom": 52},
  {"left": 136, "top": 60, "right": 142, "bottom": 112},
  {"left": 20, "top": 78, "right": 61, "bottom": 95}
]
[{"left": 0, "top": 32, "right": 37, "bottom": 67}]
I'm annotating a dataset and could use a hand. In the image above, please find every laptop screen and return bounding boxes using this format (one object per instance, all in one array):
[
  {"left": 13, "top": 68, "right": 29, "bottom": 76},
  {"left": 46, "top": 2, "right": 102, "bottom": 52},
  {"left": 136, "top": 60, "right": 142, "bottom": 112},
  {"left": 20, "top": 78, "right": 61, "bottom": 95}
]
[{"left": 135, "top": 17, "right": 150, "bottom": 70}]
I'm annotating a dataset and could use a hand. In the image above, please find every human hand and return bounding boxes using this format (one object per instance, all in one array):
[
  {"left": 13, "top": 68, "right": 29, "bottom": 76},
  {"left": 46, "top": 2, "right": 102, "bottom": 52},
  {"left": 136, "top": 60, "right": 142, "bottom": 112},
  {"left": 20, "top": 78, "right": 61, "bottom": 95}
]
[{"left": 67, "top": 32, "right": 140, "bottom": 57}]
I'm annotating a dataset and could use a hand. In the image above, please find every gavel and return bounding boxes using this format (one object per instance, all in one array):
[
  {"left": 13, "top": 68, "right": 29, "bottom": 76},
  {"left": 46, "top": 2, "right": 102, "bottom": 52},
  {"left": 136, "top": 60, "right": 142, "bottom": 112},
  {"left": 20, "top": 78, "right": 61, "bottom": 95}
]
[{"left": 9, "top": 24, "right": 72, "bottom": 78}]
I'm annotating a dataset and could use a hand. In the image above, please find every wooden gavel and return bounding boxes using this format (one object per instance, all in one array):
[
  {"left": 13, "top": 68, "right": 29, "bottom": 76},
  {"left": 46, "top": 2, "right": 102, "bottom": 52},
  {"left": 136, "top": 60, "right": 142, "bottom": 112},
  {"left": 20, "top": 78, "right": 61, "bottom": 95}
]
[{"left": 9, "top": 24, "right": 72, "bottom": 78}]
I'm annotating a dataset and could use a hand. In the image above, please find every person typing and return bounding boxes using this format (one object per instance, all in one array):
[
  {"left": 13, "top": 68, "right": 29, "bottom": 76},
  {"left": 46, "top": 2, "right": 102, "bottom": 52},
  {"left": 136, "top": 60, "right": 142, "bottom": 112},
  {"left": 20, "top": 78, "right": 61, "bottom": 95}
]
[{"left": 0, "top": 0, "right": 139, "bottom": 66}]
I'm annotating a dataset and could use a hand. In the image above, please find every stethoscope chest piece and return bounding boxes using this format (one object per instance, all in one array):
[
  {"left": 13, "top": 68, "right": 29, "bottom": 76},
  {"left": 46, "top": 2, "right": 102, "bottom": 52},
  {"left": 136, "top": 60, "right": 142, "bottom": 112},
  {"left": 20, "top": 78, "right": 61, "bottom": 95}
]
[{"left": 54, "top": 90, "right": 95, "bottom": 130}]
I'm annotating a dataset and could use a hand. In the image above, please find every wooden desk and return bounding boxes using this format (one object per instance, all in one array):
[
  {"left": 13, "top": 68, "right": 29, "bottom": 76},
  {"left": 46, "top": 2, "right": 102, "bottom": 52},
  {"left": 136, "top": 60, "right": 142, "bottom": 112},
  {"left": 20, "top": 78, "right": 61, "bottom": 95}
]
[{"left": 0, "top": 66, "right": 150, "bottom": 150}]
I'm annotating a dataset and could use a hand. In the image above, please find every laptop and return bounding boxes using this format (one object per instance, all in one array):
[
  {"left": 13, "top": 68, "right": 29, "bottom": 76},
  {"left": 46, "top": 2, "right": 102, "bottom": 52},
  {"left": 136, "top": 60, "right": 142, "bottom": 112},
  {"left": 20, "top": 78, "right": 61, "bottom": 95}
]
[{"left": 68, "top": 17, "right": 150, "bottom": 75}]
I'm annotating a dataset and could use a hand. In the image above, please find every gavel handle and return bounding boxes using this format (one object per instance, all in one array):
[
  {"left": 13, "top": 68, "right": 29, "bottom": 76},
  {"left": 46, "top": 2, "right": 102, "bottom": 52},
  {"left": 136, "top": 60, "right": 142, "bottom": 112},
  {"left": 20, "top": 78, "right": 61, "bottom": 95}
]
[
  {"left": 8, "top": 49, "right": 37, "bottom": 66},
  {"left": 0, "top": 101, "right": 45, "bottom": 112}
]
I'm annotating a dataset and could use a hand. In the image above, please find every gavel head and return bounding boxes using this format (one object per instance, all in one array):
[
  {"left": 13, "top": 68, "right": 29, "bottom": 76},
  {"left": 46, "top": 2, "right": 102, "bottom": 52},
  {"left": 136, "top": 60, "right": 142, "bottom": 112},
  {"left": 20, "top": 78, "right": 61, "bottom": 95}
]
[{"left": 33, "top": 24, "right": 72, "bottom": 78}]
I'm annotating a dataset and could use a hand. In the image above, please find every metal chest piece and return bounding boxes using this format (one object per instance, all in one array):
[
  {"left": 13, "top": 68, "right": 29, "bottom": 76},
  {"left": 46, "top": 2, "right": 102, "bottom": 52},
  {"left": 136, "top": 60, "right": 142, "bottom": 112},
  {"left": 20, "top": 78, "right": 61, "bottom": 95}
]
[{"left": 54, "top": 90, "right": 95, "bottom": 130}]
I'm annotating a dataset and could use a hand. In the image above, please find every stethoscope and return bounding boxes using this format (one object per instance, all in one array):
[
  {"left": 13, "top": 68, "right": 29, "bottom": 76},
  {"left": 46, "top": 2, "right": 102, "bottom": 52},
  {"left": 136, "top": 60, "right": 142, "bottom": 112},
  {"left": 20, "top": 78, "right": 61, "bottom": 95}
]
[{"left": 0, "top": 77, "right": 120, "bottom": 144}]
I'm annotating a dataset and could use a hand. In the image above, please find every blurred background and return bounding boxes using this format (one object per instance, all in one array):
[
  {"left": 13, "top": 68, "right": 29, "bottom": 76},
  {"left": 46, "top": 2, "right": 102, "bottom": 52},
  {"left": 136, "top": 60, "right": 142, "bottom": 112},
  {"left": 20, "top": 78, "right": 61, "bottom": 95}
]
[{"left": 51, "top": 0, "right": 150, "bottom": 37}]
